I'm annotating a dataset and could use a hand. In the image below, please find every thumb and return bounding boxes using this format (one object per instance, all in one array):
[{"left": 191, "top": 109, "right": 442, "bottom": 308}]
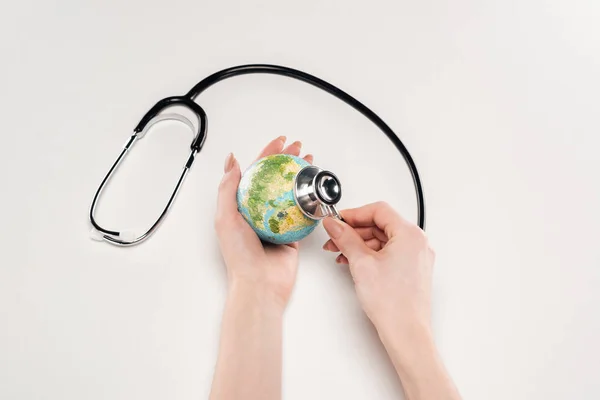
[
  {"left": 215, "top": 153, "right": 242, "bottom": 233},
  {"left": 323, "top": 217, "right": 374, "bottom": 261}
]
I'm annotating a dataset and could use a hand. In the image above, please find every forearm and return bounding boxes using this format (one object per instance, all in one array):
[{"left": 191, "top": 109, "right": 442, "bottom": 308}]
[
  {"left": 378, "top": 324, "right": 461, "bottom": 400},
  {"left": 210, "top": 281, "right": 284, "bottom": 400}
]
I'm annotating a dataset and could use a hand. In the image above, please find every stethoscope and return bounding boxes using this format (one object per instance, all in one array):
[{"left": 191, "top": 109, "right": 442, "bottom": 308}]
[{"left": 89, "top": 64, "right": 425, "bottom": 246}]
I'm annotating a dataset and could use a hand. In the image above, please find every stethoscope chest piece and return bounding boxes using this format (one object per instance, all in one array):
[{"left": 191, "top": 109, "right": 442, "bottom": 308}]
[{"left": 294, "top": 166, "right": 343, "bottom": 220}]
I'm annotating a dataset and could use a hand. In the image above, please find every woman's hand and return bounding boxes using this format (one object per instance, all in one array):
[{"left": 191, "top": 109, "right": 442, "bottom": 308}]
[
  {"left": 210, "top": 137, "right": 313, "bottom": 400},
  {"left": 322, "top": 203, "right": 461, "bottom": 400},
  {"left": 322, "top": 202, "right": 434, "bottom": 339},
  {"left": 214, "top": 136, "right": 313, "bottom": 310}
]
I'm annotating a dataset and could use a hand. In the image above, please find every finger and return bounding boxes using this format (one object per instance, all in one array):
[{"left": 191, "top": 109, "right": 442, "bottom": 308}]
[
  {"left": 285, "top": 242, "right": 299, "bottom": 250},
  {"left": 336, "top": 254, "right": 349, "bottom": 264},
  {"left": 215, "top": 153, "right": 242, "bottom": 233},
  {"left": 323, "top": 217, "right": 375, "bottom": 261},
  {"left": 353, "top": 226, "right": 388, "bottom": 243},
  {"left": 323, "top": 238, "right": 383, "bottom": 252},
  {"left": 282, "top": 140, "right": 302, "bottom": 156},
  {"left": 323, "top": 226, "right": 387, "bottom": 249},
  {"left": 255, "top": 136, "right": 286, "bottom": 161},
  {"left": 340, "top": 202, "right": 406, "bottom": 238},
  {"left": 364, "top": 238, "right": 383, "bottom": 251},
  {"left": 323, "top": 239, "right": 338, "bottom": 252},
  {"left": 303, "top": 154, "right": 314, "bottom": 164}
]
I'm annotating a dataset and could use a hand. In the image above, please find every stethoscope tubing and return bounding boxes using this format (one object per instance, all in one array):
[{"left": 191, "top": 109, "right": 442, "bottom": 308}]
[{"left": 89, "top": 64, "right": 425, "bottom": 246}]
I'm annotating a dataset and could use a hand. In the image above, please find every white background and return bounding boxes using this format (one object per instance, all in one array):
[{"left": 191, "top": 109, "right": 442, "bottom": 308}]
[{"left": 1, "top": 1, "right": 599, "bottom": 399}]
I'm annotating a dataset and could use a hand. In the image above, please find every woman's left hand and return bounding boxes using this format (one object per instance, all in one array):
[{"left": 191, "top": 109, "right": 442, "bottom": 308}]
[{"left": 214, "top": 136, "right": 313, "bottom": 310}]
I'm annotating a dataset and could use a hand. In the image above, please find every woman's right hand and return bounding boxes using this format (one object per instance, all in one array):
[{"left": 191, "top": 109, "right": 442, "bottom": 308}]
[
  {"left": 323, "top": 202, "right": 462, "bottom": 400},
  {"left": 322, "top": 202, "right": 435, "bottom": 346},
  {"left": 322, "top": 203, "right": 464, "bottom": 400}
]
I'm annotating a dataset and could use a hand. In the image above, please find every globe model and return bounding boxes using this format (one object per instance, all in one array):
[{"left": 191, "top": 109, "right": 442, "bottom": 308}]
[{"left": 237, "top": 154, "right": 319, "bottom": 244}]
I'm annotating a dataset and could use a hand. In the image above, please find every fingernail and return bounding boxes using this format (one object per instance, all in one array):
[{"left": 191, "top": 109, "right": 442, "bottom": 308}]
[
  {"left": 292, "top": 140, "right": 302, "bottom": 149},
  {"left": 224, "top": 153, "right": 235, "bottom": 173},
  {"left": 322, "top": 242, "right": 331, "bottom": 251},
  {"left": 323, "top": 217, "right": 343, "bottom": 239},
  {"left": 277, "top": 136, "right": 287, "bottom": 144}
]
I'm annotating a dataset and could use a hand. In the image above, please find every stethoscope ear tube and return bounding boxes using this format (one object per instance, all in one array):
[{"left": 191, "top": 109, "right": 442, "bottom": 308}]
[
  {"left": 89, "top": 100, "right": 207, "bottom": 246},
  {"left": 90, "top": 64, "right": 425, "bottom": 246}
]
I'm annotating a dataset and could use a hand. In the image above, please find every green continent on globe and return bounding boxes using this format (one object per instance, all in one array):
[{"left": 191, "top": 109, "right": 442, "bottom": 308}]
[{"left": 237, "top": 154, "right": 318, "bottom": 244}]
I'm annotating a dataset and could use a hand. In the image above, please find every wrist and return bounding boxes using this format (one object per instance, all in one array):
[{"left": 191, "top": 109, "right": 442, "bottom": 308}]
[
  {"left": 227, "top": 277, "right": 287, "bottom": 317},
  {"left": 376, "top": 317, "right": 436, "bottom": 372}
]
